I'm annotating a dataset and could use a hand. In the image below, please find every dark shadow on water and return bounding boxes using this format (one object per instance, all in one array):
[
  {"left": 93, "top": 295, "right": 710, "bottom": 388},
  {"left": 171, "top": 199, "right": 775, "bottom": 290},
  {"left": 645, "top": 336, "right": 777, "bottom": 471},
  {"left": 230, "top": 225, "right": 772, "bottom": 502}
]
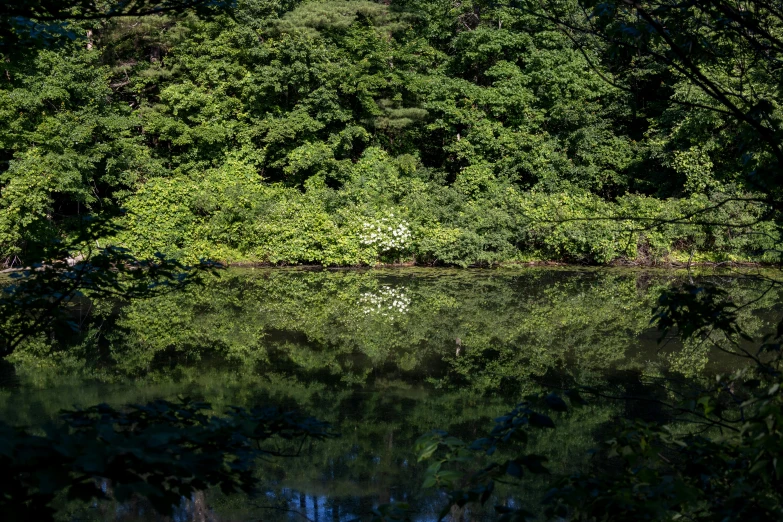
[{"left": 0, "top": 358, "right": 19, "bottom": 390}]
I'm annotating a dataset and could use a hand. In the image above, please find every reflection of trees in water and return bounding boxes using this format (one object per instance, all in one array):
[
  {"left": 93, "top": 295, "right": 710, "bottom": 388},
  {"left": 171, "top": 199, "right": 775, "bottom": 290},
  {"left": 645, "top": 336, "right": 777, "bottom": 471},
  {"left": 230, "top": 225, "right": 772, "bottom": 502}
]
[
  {"left": 3, "top": 269, "right": 780, "bottom": 521},
  {"left": 183, "top": 491, "right": 213, "bottom": 522},
  {"left": 91, "top": 485, "right": 468, "bottom": 522},
  {"left": 14, "top": 372, "right": 613, "bottom": 522},
  {"left": 90, "top": 484, "right": 217, "bottom": 522},
  {"left": 76, "top": 270, "right": 777, "bottom": 390},
  {"left": 44, "top": 268, "right": 775, "bottom": 389}
]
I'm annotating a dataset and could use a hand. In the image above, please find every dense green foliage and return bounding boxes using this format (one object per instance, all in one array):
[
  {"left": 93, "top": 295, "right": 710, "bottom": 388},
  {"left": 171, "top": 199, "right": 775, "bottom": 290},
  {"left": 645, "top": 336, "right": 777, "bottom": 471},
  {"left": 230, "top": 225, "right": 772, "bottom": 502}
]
[
  {"left": 2, "top": 0, "right": 780, "bottom": 267},
  {"left": 4, "top": 0, "right": 783, "bottom": 519},
  {"left": 0, "top": 217, "right": 219, "bottom": 357}
]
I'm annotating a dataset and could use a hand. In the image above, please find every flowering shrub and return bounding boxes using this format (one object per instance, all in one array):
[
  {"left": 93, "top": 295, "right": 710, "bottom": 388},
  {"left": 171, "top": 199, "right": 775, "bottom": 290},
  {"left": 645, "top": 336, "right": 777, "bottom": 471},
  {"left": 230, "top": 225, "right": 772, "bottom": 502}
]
[
  {"left": 359, "top": 215, "right": 412, "bottom": 254},
  {"left": 359, "top": 286, "right": 411, "bottom": 319}
]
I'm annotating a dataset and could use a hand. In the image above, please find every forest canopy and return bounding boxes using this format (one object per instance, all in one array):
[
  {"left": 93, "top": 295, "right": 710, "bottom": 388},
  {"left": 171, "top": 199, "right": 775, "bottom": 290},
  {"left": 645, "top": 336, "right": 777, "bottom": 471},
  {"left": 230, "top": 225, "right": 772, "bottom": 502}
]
[{"left": 1, "top": 0, "right": 780, "bottom": 267}]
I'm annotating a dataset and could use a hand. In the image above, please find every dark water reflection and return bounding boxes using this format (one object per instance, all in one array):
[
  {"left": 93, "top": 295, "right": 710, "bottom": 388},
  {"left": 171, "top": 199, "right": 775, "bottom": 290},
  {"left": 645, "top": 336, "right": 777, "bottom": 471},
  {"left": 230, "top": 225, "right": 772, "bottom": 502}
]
[
  {"left": 1, "top": 268, "right": 780, "bottom": 521},
  {"left": 106, "top": 488, "right": 455, "bottom": 522}
]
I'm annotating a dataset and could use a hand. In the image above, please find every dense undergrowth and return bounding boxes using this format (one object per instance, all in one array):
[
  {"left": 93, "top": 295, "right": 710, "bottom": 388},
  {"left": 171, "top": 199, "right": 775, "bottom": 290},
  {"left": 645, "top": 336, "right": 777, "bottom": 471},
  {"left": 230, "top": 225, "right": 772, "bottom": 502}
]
[{"left": 1, "top": 0, "right": 780, "bottom": 267}]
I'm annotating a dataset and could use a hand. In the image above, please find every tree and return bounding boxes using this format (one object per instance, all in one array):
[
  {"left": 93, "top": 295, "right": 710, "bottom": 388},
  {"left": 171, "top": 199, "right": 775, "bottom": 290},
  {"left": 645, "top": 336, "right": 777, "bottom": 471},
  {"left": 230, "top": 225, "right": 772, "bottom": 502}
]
[
  {"left": 0, "top": 3, "right": 336, "bottom": 520},
  {"left": 1, "top": 0, "right": 232, "bottom": 59},
  {"left": 386, "top": 2, "right": 783, "bottom": 519},
  {"left": 524, "top": 0, "right": 783, "bottom": 204},
  {"left": 1, "top": 0, "right": 230, "bottom": 27}
]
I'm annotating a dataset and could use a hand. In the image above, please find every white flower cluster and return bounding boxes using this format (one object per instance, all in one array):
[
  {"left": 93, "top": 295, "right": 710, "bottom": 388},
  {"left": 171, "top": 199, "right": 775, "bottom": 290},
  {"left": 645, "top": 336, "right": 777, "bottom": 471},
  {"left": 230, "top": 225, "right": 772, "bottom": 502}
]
[
  {"left": 359, "top": 286, "right": 411, "bottom": 318},
  {"left": 360, "top": 214, "right": 411, "bottom": 252}
]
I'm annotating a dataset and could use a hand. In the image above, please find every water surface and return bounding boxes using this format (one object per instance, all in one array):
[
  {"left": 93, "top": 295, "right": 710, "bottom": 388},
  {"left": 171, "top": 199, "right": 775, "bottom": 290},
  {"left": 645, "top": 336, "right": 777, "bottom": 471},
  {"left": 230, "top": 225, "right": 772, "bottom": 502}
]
[{"left": 2, "top": 268, "right": 779, "bottom": 521}]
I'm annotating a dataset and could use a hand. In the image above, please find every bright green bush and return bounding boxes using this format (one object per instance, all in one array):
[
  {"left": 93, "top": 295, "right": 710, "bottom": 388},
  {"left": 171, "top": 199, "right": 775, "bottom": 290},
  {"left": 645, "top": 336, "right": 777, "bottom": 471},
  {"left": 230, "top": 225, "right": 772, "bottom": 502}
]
[{"left": 118, "top": 161, "right": 781, "bottom": 266}]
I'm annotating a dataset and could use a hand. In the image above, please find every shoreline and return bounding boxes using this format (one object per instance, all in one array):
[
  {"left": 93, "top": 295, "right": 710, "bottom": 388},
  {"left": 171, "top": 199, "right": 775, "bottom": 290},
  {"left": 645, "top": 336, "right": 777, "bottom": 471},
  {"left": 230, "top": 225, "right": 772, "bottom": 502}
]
[
  {"left": 226, "top": 258, "right": 779, "bottom": 270},
  {"left": 2, "top": 258, "right": 778, "bottom": 276}
]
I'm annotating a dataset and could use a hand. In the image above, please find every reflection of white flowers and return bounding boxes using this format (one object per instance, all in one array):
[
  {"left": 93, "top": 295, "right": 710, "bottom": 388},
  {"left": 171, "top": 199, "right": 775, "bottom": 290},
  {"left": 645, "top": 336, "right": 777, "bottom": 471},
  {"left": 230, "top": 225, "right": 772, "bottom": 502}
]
[
  {"left": 360, "top": 214, "right": 411, "bottom": 253},
  {"left": 360, "top": 286, "right": 411, "bottom": 318}
]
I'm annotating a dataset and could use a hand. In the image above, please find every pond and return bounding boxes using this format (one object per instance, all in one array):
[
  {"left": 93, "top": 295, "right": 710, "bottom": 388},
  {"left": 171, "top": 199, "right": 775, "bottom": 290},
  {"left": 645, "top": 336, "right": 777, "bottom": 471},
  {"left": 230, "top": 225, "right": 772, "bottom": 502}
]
[{"left": 1, "top": 267, "right": 780, "bottom": 521}]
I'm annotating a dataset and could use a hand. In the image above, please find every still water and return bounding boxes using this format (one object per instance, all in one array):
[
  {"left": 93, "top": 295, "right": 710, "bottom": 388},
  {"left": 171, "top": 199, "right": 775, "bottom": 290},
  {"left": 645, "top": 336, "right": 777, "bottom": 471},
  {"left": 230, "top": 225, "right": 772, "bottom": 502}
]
[{"left": 1, "top": 268, "right": 780, "bottom": 521}]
